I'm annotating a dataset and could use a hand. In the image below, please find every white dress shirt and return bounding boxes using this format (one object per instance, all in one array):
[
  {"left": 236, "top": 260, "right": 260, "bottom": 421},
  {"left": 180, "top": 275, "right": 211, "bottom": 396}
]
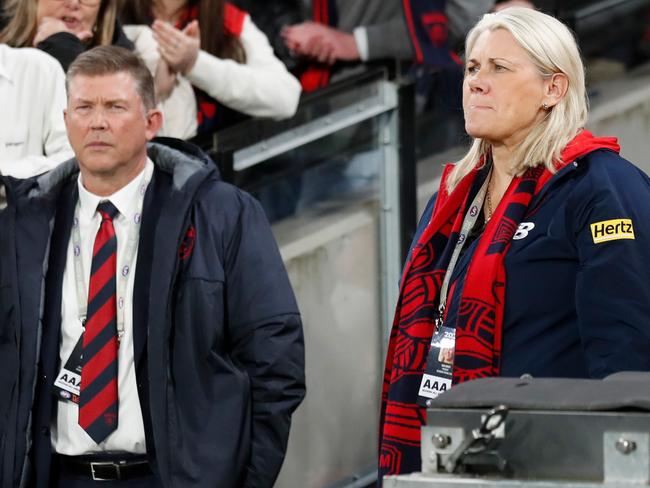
[
  {"left": 52, "top": 159, "right": 154, "bottom": 455},
  {"left": 0, "top": 44, "right": 73, "bottom": 178}
]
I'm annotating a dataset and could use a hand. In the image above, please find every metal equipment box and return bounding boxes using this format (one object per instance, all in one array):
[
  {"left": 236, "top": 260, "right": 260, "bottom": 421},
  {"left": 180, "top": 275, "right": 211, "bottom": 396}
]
[{"left": 385, "top": 373, "right": 650, "bottom": 487}]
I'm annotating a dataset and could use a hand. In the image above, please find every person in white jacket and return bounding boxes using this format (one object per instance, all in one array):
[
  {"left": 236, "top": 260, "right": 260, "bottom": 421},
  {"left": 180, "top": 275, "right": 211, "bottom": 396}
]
[
  {"left": 0, "top": 44, "right": 73, "bottom": 178},
  {"left": 122, "top": 25, "right": 199, "bottom": 139},
  {"left": 121, "top": 0, "right": 302, "bottom": 137}
]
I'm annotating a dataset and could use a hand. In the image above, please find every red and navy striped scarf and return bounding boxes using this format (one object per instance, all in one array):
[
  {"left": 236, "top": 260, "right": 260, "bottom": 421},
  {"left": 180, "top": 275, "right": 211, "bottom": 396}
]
[{"left": 378, "top": 130, "right": 620, "bottom": 479}]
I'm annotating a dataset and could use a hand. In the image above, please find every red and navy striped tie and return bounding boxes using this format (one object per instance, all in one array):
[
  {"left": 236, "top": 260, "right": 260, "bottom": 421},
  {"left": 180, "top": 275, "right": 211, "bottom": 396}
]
[{"left": 79, "top": 201, "right": 119, "bottom": 443}]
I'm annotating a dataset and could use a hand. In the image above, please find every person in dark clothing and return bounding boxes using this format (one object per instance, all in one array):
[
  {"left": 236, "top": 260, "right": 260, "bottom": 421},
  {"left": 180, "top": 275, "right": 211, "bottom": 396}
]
[
  {"left": 0, "top": 0, "right": 131, "bottom": 72},
  {"left": 379, "top": 7, "right": 650, "bottom": 482},
  {"left": 0, "top": 45, "right": 305, "bottom": 488},
  {"left": 231, "top": 0, "right": 304, "bottom": 71}
]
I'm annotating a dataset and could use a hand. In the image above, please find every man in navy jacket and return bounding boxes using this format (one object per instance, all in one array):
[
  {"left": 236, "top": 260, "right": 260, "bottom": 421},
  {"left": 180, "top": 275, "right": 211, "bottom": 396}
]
[{"left": 0, "top": 45, "right": 305, "bottom": 487}]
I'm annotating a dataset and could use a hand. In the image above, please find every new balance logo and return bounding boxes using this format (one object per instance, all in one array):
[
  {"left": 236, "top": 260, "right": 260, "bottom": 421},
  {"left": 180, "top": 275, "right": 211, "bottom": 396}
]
[{"left": 513, "top": 222, "right": 535, "bottom": 240}]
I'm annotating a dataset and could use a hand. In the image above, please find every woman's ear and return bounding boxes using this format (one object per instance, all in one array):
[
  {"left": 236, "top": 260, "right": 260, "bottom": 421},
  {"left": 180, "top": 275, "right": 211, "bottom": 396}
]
[{"left": 543, "top": 72, "right": 569, "bottom": 109}]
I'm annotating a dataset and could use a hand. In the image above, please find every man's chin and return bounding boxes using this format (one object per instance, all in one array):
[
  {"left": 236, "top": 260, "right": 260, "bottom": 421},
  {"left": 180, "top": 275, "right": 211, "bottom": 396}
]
[{"left": 77, "top": 158, "right": 120, "bottom": 176}]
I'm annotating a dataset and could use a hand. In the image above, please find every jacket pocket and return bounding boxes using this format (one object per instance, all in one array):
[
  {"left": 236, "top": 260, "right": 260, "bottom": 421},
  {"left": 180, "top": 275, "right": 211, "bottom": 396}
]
[
  {"left": 168, "top": 279, "right": 251, "bottom": 484},
  {"left": 1, "top": 128, "right": 27, "bottom": 161}
]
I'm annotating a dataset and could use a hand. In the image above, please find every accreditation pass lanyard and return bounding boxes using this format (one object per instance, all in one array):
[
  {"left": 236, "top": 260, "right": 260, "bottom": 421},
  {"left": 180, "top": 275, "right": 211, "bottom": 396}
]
[
  {"left": 434, "top": 170, "right": 492, "bottom": 332},
  {"left": 417, "top": 171, "right": 492, "bottom": 405},
  {"left": 71, "top": 170, "right": 152, "bottom": 343}
]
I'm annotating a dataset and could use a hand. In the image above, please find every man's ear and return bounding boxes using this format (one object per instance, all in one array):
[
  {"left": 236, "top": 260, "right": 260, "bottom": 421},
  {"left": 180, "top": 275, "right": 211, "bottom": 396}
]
[
  {"left": 145, "top": 108, "right": 164, "bottom": 141},
  {"left": 543, "top": 72, "right": 569, "bottom": 109}
]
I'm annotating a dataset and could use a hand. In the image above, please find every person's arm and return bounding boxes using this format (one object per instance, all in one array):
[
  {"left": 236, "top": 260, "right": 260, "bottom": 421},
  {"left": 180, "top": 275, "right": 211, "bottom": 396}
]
[
  {"left": 0, "top": 51, "right": 72, "bottom": 178},
  {"left": 186, "top": 15, "right": 301, "bottom": 120},
  {"left": 124, "top": 25, "right": 198, "bottom": 139},
  {"left": 42, "top": 56, "right": 73, "bottom": 165},
  {"left": 573, "top": 154, "right": 650, "bottom": 377},
  {"left": 224, "top": 192, "right": 305, "bottom": 487}
]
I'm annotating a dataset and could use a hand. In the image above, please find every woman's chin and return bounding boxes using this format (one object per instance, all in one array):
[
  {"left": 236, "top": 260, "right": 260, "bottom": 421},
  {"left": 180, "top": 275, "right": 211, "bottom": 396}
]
[{"left": 465, "top": 125, "right": 490, "bottom": 140}]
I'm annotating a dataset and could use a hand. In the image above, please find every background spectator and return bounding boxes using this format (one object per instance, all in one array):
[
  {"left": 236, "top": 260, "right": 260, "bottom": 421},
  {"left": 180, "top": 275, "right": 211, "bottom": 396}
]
[
  {"left": 0, "top": 43, "right": 72, "bottom": 178},
  {"left": 123, "top": 24, "right": 199, "bottom": 138},
  {"left": 120, "top": 0, "right": 301, "bottom": 134},
  {"left": 0, "top": 0, "right": 197, "bottom": 139},
  {"left": 0, "top": 0, "right": 130, "bottom": 72},
  {"left": 232, "top": 0, "right": 305, "bottom": 72},
  {"left": 283, "top": 0, "right": 496, "bottom": 91}
]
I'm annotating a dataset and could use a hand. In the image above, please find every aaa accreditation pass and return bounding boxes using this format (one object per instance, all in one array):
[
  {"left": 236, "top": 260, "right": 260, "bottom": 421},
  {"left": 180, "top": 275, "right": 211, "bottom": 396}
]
[{"left": 418, "top": 326, "right": 455, "bottom": 404}]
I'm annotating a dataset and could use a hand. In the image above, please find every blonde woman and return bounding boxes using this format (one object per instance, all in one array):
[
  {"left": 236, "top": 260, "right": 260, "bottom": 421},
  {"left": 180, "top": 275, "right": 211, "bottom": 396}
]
[
  {"left": 0, "top": 0, "right": 199, "bottom": 138},
  {"left": 0, "top": 0, "right": 127, "bottom": 71},
  {"left": 379, "top": 7, "right": 650, "bottom": 480}
]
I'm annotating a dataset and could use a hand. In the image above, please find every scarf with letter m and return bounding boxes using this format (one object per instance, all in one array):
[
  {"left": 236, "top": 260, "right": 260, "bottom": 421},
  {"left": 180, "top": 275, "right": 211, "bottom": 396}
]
[{"left": 378, "top": 130, "right": 620, "bottom": 479}]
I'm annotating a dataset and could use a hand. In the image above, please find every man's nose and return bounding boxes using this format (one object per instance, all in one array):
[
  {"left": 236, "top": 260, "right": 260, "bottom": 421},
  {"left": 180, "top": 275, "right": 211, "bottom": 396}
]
[{"left": 89, "top": 110, "right": 109, "bottom": 130}]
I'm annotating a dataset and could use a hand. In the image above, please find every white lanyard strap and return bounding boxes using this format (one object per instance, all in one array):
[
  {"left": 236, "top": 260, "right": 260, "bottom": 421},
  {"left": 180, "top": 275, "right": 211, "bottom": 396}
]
[
  {"left": 435, "top": 170, "right": 491, "bottom": 330},
  {"left": 71, "top": 171, "right": 151, "bottom": 341}
]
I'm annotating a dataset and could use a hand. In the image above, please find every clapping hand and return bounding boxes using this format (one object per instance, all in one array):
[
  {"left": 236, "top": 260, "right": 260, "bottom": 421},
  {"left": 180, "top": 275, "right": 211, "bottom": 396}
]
[
  {"left": 154, "top": 58, "right": 177, "bottom": 102},
  {"left": 152, "top": 19, "right": 201, "bottom": 75},
  {"left": 282, "top": 22, "right": 360, "bottom": 65}
]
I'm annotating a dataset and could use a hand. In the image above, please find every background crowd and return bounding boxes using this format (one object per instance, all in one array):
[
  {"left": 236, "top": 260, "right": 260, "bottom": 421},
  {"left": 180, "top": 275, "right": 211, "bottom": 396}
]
[{"left": 1, "top": 0, "right": 648, "bottom": 217}]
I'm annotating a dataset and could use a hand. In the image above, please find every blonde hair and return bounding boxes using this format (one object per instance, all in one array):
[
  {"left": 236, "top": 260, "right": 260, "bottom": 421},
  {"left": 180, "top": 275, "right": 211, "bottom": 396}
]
[
  {"left": 0, "top": 0, "right": 117, "bottom": 49},
  {"left": 447, "top": 7, "right": 588, "bottom": 192}
]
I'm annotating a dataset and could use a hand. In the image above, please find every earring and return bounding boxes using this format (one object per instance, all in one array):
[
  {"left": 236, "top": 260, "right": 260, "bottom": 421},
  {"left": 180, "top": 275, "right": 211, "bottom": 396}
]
[{"left": 542, "top": 103, "right": 550, "bottom": 110}]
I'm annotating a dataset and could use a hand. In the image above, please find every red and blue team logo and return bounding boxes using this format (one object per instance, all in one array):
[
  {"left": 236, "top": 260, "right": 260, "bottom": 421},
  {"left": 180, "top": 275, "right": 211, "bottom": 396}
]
[
  {"left": 421, "top": 12, "right": 448, "bottom": 46},
  {"left": 179, "top": 225, "right": 196, "bottom": 261}
]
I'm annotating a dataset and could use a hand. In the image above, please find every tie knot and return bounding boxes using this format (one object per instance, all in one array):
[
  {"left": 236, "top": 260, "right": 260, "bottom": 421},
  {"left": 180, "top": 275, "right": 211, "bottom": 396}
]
[{"left": 97, "top": 201, "right": 119, "bottom": 221}]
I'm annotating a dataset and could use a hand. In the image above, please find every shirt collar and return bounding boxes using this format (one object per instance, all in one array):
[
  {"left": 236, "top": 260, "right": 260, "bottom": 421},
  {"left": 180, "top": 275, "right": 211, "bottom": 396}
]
[
  {"left": 77, "top": 158, "right": 154, "bottom": 222},
  {"left": 0, "top": 45, "right": 13, "bottom": 82}
]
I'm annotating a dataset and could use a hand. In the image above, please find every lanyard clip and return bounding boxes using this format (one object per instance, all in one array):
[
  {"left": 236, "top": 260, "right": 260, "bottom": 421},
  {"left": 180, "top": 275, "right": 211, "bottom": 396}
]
[{"left": 434, "top": 305, "right": 445, "bottom": 332}]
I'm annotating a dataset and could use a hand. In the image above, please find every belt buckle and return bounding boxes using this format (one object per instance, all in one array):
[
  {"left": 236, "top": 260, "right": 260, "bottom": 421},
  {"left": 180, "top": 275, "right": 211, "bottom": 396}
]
[{"left": 90, "top": 461, "right": 121, "bottom": 481}]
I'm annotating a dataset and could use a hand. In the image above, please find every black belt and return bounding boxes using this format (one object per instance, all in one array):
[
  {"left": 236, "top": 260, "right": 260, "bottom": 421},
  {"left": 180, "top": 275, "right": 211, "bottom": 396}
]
[{"left": 57, "top": 455, "right": 152, "bottom": 481}]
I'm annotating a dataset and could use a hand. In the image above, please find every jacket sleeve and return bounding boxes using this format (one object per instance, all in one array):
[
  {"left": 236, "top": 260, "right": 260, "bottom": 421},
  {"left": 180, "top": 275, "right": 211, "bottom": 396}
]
[
  {"left": 362, "top": 16, "right": 415, "bottom": 61},
  {"left": 362, "top": 0, "right": 494, "bottom": 61},
  {"left": 446, "top": 0, "right": 494, "bottom": 47},
  {"left": 186, "top": 14, "right": 301, "bottom": 120},
  {"left": 572, "top": 156, "right": 650, "bottom": 378},
  {"left": 224, "top": 192, "right": 305, "bottom": 488},
  {"left": 42, "top": 55, "right": 74, "bottom": 167},
  {"left": 0, "top": 49, "right": 72, "bottom": 178},
  {"left": 36, "top": 32, "right": 85, "bottom": 72},
  {"left": 236, "top": 0, "right": 305, "bottom": 71}
]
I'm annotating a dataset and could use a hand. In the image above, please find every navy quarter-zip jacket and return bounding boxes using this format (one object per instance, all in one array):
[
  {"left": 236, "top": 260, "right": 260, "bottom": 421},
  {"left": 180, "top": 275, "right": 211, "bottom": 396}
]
[{"left": 413, "top": 148, "right": 650, "bottom": 378}]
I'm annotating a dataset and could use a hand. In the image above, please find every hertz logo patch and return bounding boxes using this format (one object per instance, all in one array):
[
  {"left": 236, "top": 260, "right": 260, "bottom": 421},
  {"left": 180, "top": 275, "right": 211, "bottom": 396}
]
[{"left": 590, "top": 219, "right": 635, "bottom": 244}]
